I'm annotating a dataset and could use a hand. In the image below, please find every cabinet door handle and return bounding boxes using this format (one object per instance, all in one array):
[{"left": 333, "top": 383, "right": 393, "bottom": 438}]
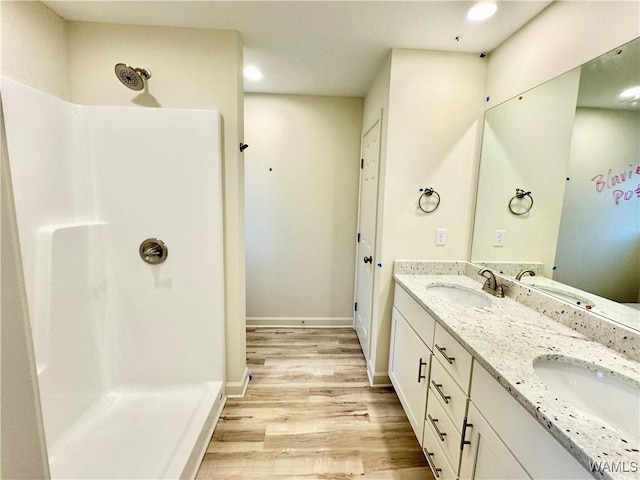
[
  {"left": 417, "top": 357, "right": 427, "bottom": 383},
  {"left": 423, "top": 448, "right": 442, "bottom": 478},
  {"left": 431, "top": 380, "right": 451, "bottom": 404},
  {"left": 428, "top": 414, "right": 447, "bottom": 442},
  {"left": 460, "top": 417, "right": 473, "bottom": 451},
  {"left": 435, "top": 344, "right": 455, "bottom": 364}
]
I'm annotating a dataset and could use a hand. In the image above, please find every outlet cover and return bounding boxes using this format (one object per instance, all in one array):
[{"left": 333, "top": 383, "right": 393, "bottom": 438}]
[{"left": 436, "top": 228, "right": 447, "bottom": 246}]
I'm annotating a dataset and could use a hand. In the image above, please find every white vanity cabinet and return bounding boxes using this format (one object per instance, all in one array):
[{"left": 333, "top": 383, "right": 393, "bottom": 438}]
[
  {"left": 391, "top": 280, "right": 593, "bottom": 480},
  {"left": 389, "top": 285, "right": 436, "bottom": 439}
]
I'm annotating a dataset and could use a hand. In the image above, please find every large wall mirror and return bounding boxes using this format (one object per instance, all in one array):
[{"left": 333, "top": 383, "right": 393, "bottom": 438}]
[{"left": 471, "top": 37, "right": 640, "bottom": 332}]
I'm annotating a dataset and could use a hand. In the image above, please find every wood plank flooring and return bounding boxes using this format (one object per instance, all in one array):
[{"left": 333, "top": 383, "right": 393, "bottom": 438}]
[{"left": 196, "top": 328, "right": 433, "bottom": 479}]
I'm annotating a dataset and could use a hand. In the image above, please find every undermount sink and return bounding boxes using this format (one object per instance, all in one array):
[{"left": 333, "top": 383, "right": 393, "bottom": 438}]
[
  {"left": 425, "top": 284, "right": 492, "bottom": 308},
  {"left": 533, "top": 356, "right": 640, "bottom": 442}
]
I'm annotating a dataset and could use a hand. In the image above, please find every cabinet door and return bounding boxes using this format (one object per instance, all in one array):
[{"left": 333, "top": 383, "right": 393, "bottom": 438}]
[
  {"left": 459, "top": 403, "right": 531, "bottom": 480},
  {"left": 389, "top": 307, "right": 431, "bottom": 440}
]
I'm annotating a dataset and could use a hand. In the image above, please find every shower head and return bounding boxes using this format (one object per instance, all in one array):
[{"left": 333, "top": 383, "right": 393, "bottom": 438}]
[{"left": 114, "top": 63, "right": 151, "bottom": 91}]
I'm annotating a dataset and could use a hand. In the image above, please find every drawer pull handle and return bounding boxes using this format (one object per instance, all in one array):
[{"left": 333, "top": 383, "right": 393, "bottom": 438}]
[
  {"left": 460, "top": 417, "right": 473, "bottom": 451},
  {"left": 424, "top": 448, "right": 442, "bottom": 478},
  {"left": 431, "top": 380, "right": 451, "bottom": 404},
  {"left": 417, "top": 357, "right": 428, "bottom": 383},
  {"left": 428, "top": 414, "right": 447, "bottom": 442},
  {"left": 435, "top": 344, "right": 455, "bottom": 364}
]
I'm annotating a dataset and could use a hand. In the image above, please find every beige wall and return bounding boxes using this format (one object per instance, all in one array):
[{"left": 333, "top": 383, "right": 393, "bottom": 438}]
[
  {"left": 66, "top": 20, "right": 247, "bottom": 394},
  {"left": 0, "top": 1, "right": 71, "bottom": 100},
  {"left": 364, "top": 49, "right": 487, "bottom": 381},
  {"left": 486, "top": 1, "right": 640, "bottom": 106},
  {"left": 244, "top": 93, "right": 363, "bottom": 325}
]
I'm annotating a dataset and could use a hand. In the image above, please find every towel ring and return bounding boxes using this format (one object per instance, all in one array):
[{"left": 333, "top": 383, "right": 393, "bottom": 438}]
[
  {"left": 418, "top": 187, "right": 441, "bottom": 214},
  {"left": 509, "top": 188, "right": 533, "bottom": 215}
]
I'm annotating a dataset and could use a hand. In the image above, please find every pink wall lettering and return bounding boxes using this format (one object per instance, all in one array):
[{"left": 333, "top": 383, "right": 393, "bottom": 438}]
[
  {"left": 613, "top": 185, "right": 640, "bottom": 205},
  {"left": 591, "top": 164, "right": 640, "bottom": 204}
]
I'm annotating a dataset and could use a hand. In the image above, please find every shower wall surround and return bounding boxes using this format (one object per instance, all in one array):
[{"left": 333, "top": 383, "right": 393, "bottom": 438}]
[{"left": 1, "top": 77, "right": 225, "bottom": 479}]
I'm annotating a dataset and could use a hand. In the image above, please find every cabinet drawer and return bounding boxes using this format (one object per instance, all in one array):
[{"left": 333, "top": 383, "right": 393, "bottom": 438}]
[
  {"left": 434, "top": 323, "right": 473, "bottom": 393},
  {"left": 423, "top": 414, "right": 458, "bottom": 480},
  {"left": 394, "top": 284, "right": 436, "bottom": 349},
  {"left": 426, "top": 391, "right": 462, "bottom": 471},
  {"left": 430, "top": 357, "right": 468, "bottom": 433}
]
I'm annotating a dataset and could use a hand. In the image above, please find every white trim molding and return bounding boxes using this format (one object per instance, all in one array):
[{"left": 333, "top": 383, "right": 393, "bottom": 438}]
[
  {"left": 367, "top": 359, "right": 391, "bottom": 387},
  {"left": 225, "top": 366, "right": 249, "bottom": 398},
  {"left": 246, "top": 317, "right": 353, "bottom": 328}
]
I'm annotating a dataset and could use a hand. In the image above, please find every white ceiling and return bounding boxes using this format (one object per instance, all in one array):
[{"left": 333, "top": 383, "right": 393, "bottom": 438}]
[{"left": 44, "top": 0, "right": 553, "bottom": 97}]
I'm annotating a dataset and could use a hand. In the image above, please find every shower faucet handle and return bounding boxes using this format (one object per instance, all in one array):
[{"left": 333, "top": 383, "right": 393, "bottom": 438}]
[
  {"left": 139, "top": 238, "right": 168, "bottom": 265},
  {"left": 143, "top": 246, "right": 161, "bottom": 256}
]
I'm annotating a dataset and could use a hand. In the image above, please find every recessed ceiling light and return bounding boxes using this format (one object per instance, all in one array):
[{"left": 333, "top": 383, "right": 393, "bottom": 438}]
[
  {"left": 620, "top": 85, "right": 640, "bottom": 99},
  {"left": 467, "top": 2, "right": 498, "bottom": 22},
  {"left": 244, "top": 66, "right": 263, "bottom": 81}
]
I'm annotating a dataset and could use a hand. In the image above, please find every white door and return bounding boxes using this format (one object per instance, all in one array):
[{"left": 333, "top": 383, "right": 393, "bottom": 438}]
[{"left": 354, "top": 116, "right": 381, "bottom": 359}]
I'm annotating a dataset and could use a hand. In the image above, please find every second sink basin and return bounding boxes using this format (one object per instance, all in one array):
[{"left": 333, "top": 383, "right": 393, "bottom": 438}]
[
  {"left": 533, "top": 356, "right": 640, "bottom": 443},
  {"left": 425, "top": 284, "right": 492, "bottom": 308}
]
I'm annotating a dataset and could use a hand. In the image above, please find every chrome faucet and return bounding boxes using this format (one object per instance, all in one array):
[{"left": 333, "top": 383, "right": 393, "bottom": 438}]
[
  {"left": 478, "top": 268, "right": 505, "bottom": 297},
  {"left": 515, "top": 269, "right": 536, "bottom": 281}
]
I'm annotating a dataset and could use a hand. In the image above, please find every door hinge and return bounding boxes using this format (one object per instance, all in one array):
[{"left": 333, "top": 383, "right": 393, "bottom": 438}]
[
  {"left": 354, "top": 302, "right": 358, "bottom": 312},
  {"left": 357, "top": 233, "right": 361, "bottom": 243},
  {"left": 360, "top": 158, "right": 364, "bottom": 169}
]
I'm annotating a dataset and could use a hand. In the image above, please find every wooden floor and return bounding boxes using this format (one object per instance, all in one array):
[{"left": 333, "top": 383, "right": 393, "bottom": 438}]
[{"left": 196, "top": 327, "right": 432, "bottom": 479}]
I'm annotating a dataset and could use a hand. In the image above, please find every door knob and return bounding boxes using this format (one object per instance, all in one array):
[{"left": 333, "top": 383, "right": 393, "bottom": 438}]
[{"left": 363, "top": 256, "right": 373, "bottom": 264}]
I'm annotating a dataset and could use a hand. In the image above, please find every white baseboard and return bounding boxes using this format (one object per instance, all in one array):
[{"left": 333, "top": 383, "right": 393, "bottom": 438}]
[
  {"left": 225, "top": 366, "right": 249, "bottom": 397},
  {"left": 367, "top": 359, "right": 391, "bottom": 387},
  {"left": 370, "top": 371, "right": 391, "bottom": 386},
  {"left": 246, "top": 317, "right": 353, "bottom": 328}
]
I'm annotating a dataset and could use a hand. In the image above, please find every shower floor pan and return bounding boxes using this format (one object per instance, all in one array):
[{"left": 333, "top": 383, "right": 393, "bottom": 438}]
[{"left": 47, "top": 381, "right": 224, "bottom": 479}]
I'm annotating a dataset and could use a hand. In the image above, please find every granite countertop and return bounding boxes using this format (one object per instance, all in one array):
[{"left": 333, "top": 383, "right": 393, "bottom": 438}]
[
  {"left": 520, "top": 276, "right": 640, "bottom": 332},
  {"left": 394, "top": 267, "right": 640, "bottom": 480}
]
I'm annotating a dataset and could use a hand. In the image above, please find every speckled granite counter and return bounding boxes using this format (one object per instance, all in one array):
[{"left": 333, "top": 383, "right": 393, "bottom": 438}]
[
  {"left": 520, "top": 276, "right": 640, "bottom": 332},
  {"left": 394, "top": 261, "right": 640, "bottom": 480}
]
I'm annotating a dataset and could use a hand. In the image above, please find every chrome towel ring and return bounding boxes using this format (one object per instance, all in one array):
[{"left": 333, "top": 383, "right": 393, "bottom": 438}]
[
  {"left": 509, "top": 188, "right": 533, "bottom": 215},
  {"left": 418, "top": 187, "right": 441, "bottom": 213}
]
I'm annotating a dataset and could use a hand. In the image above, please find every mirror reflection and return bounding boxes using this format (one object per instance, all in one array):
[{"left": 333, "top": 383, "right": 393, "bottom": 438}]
[{"left": 471, "top": 37, "right": 640, "bottom": 332}]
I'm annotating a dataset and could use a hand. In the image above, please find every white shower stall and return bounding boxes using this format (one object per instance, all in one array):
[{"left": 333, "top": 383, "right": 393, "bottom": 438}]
[{"left": 1, "top": 78, "right": 225, "bottom": 479}]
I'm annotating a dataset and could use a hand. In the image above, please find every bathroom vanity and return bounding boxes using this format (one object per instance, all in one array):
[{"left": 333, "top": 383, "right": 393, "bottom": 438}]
[{"left": 389, "top": 261, "right": 640, "bottom": 480}]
